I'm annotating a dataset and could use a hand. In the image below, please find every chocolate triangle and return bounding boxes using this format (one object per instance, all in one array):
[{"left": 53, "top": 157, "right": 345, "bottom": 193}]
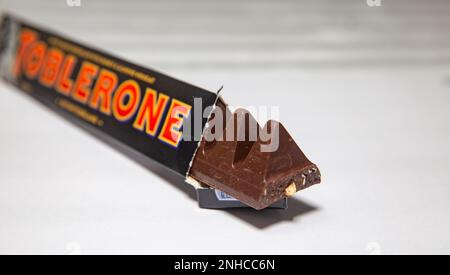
[{"left": 189, "top": 101, "right": 321, "bottom": 210}]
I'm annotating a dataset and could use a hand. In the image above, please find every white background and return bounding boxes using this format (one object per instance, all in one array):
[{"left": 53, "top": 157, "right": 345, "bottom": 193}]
[{"left": 0, "top": 0, "right": 450, "bottom": 254}]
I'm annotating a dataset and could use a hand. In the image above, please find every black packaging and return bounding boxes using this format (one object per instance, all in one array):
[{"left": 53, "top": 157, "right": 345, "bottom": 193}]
[{"left": 0, "top": 14, "right": 287, "bottom": 209}]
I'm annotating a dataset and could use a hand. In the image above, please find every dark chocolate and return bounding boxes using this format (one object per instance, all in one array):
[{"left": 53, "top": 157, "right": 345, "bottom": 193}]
[{"left": 189, "top": 101, "right": 321, "bottom": 210}]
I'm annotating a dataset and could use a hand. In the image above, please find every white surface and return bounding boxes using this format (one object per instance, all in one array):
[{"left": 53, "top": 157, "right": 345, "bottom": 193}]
[{"left": 1, "top": 0, "right": 450, "bottom": 255}]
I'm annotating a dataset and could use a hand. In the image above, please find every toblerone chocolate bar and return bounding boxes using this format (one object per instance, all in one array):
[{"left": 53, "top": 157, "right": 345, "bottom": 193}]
[{"left": 0, "top": 14, "right": 321, "bottom": 210}]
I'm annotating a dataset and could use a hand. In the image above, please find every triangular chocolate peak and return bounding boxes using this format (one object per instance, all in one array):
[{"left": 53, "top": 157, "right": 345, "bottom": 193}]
[
  {"left": 232, "top": 109, "right": 261, "bottom": 165},
  {"left": 200, "top": 106, "right": 261, "bottom": 167},
  {"left": 263, "top": 121, "right": 316, "bottom": 182}
]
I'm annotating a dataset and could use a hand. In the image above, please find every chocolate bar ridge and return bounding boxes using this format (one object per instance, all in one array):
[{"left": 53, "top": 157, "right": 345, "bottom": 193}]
[{"left": 189, "top": 101, "right": 321, "bottom": 210}]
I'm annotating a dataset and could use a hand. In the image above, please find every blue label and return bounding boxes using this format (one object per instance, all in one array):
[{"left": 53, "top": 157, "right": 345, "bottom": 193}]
[{"left": 214, "top": 190, "right": 238, "bottom": 201}]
